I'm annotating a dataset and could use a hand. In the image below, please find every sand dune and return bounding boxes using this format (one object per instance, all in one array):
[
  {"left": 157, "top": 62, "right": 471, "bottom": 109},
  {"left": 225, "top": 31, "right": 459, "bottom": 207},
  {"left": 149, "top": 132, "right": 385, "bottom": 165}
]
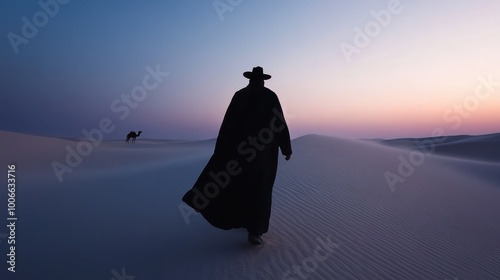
[
  {"left": 378, "top": 133, "right": 500, "bottom": 163},
  {"left": 0, "top": 131, "right": 499, "bottom": 280}
]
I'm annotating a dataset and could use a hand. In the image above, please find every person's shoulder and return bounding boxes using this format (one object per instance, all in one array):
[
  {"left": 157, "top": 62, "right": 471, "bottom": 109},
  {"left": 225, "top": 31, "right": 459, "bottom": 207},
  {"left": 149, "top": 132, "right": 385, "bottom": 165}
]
[
  {"left": 233, "top": 87, "right": 249, "bottom": 97},
  {"left": 235, "top": 87, "right": 245, "bottom": 94},
  {"left": 263, "top": 87, "right": 279, "bottom": 99},
  {"left": 261, "top": 86, "right": 275, "bottom": 94}
]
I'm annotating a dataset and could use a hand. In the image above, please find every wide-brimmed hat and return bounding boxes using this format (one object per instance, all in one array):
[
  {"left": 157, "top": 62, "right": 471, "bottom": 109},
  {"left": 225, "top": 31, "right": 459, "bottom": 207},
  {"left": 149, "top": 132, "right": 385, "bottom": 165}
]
[{"left": 243, "top": 66, "right": 271, "bottom": 80}]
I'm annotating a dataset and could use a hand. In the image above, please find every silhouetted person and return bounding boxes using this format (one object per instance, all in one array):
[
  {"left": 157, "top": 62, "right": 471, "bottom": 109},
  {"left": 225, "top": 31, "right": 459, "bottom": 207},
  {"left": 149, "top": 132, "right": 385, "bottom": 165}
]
[
  {"left": 126, "top": 131, "right": 142, "bottom": 144},
  {"left": 182, "top": 66, "right": 292, "bottom": 245}
]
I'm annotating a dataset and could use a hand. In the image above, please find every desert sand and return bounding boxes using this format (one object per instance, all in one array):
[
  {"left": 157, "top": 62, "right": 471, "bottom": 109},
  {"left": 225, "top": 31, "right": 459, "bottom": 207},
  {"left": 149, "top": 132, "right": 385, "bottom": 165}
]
[{"left": 0, "top": 130, "right": 499, "bottom": 279}]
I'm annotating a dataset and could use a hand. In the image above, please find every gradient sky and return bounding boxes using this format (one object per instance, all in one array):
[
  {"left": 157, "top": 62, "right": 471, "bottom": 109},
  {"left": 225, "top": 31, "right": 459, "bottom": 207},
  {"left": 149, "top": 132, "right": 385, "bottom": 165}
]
[{"left": 1, "top": 0, "right": 499, "bottom": 140}]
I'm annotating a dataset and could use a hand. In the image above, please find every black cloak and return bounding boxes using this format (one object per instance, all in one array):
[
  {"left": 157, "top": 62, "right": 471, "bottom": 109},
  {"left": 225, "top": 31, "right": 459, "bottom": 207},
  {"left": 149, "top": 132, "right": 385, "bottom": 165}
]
[{"left": 182, "top": 83, "right": 292, "bottom": 234}]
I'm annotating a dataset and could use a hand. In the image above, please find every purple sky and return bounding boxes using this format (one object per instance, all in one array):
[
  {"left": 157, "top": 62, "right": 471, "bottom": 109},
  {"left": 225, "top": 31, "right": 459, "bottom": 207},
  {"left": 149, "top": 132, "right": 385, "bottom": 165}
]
[{"left": 1, "top": 0, "right": 499, "bottom": 140}]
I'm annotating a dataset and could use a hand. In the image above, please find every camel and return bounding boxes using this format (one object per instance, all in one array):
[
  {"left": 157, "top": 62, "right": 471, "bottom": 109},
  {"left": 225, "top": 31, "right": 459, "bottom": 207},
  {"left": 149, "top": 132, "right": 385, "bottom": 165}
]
[{"left": 126, "top": 131, "right": 142, "bottom": 144}]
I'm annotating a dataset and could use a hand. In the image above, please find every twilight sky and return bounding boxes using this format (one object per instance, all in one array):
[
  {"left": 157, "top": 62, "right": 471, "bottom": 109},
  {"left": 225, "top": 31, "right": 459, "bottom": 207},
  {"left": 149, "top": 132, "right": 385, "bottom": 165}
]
[{"left": 1, "top": 0, "right": 499, "bottom": 140}]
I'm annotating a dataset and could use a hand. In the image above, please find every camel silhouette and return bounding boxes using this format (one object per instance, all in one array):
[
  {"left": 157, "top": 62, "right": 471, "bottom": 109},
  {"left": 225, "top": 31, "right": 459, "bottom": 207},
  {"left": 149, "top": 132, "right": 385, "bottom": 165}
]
[{"left": 126, "top": 131, "right": 142, "bottom": 144}]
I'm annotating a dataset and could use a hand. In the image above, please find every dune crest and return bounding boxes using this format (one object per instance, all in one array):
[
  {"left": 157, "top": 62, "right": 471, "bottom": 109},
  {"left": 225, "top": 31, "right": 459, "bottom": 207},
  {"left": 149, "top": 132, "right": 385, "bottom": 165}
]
[{"left": 378, "top": 133, "right": 500, "bottom": 163}]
